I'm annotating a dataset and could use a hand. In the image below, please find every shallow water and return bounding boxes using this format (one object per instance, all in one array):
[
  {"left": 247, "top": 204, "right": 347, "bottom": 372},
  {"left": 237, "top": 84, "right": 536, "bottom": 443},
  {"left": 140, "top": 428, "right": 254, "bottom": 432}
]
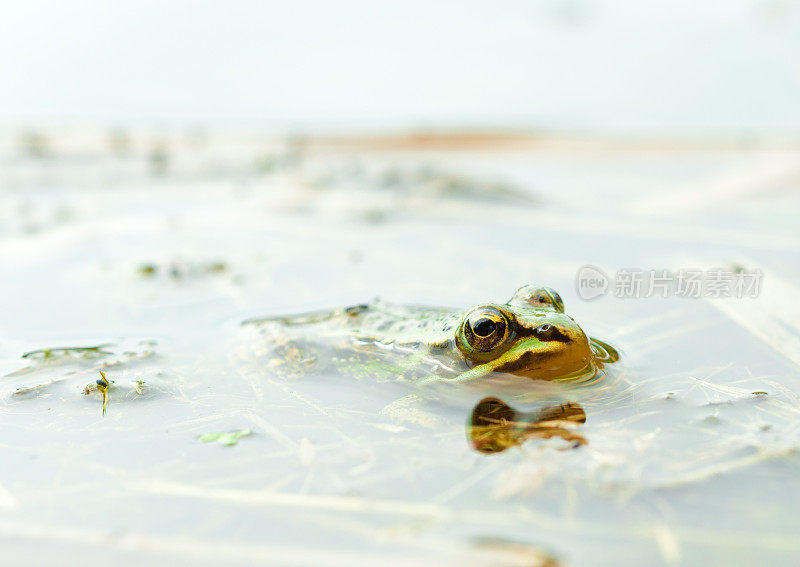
[{"left": 2, "top": 129, "right": 800, "bottom": 566}]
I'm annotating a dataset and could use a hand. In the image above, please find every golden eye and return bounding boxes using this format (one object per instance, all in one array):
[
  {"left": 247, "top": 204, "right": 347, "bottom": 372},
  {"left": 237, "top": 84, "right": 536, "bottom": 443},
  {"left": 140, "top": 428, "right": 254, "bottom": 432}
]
[{"left": 462, "top": 307, "right": 510, "bottom": 352}]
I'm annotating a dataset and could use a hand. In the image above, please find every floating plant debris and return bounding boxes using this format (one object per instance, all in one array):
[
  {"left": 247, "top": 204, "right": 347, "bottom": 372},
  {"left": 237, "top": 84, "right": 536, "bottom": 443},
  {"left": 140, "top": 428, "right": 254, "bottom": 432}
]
[
  {"left": 82, "top": 375, "right": 154, "bottom": 414},
  {"left": 10, "top": 340, "right": 157, "bottom": 400},
  {"left": 83, "top": 370, "right": 112, "bottom": 415},
  {"left": 137, "top": 264, "right": 157, "bottom": 276},
  {"left": 134, "top": 379, "right": 147, "bottom": 395},
  {"left": 136, "top": 261, "right": 229, "bottom": 280}
]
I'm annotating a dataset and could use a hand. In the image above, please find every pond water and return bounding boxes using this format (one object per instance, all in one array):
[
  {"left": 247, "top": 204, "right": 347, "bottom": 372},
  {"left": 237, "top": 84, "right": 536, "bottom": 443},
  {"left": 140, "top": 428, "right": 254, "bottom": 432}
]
[{"left": 1, "top": 129, "right": 800, "bottom": 566}]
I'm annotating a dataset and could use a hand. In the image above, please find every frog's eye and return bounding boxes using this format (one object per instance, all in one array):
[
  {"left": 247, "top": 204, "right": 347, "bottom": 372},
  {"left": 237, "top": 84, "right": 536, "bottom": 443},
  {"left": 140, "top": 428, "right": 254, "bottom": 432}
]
[
  {"left": 461, "top": 307, "right": 510, "bottom": 353},
  {"left": 509, "top": 286, "right": 564, "bottom": 313}
]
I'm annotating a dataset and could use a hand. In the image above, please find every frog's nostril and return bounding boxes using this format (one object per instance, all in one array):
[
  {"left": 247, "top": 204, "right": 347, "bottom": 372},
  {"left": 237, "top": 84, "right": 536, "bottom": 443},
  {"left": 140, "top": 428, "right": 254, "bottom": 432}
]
[{"left": 531, "top": 323, "right": 571, "bottom": 343}]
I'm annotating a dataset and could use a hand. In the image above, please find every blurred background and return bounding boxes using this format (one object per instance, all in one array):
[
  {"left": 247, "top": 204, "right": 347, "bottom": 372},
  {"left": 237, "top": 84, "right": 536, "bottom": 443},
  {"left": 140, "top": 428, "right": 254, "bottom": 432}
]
[
  {"left": 2, "top": 0, "right": 799, "bottom": 136},
  {"left": 2, "top": 2, "right": 800, "bottom": 567}
]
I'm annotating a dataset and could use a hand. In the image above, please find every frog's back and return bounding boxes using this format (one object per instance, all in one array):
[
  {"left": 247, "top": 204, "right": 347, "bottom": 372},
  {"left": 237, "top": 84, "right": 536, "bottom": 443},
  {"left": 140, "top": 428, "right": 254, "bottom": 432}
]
[
  {"left": 347, "top": 301, "right": 462, "bottom": 347},
  {"left": 246, "top": 300, "right": 461, "bottom": 347},
  {"left": 242, "top": 300, "right": 466, "bottom": 381}
]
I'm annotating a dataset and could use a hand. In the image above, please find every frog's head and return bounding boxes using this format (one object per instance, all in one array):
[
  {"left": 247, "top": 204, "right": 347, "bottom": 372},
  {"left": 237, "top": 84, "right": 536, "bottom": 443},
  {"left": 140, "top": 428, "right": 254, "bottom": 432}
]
[{"left": 454, "top": 286, "right": 594, "bottom": 381}]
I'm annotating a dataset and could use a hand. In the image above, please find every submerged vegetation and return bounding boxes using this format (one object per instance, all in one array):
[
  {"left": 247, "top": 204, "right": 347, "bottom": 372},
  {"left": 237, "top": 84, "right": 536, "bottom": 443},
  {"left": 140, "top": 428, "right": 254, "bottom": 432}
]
[{"left": 20, "top": 344, "right": 113, "bottom": 363}]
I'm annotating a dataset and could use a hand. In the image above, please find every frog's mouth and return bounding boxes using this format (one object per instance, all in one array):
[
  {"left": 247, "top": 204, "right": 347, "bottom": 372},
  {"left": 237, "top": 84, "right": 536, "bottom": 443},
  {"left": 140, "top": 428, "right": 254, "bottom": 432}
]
[
  {"left": 450, "top": 335, "right": 594, "bottom": 383},
  {"left": 493, "top": 338, "right": 594, "bottom": 381}
]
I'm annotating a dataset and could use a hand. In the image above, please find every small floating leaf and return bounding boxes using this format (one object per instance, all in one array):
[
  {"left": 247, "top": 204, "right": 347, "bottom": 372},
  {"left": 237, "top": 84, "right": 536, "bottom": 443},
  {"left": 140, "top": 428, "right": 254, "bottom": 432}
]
[
  {"left": 198, "top": 429, "right": 252, "bottom": 446},
  {"left": 198, "top": 433, "right": 223, "bottom": 443}
]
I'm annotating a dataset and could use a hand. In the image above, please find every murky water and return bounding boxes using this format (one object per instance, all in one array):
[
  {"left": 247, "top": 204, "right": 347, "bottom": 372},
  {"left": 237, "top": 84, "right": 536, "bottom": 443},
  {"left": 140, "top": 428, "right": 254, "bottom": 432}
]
[{"left": 2, "top": 129, "right": 800, "bottom": 566}]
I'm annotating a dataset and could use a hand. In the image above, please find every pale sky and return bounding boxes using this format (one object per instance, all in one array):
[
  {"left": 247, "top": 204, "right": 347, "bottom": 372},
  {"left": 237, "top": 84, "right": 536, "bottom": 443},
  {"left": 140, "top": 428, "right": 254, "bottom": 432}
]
[{"left": 1, "top": 0, "right": 799, "bottom": 135}]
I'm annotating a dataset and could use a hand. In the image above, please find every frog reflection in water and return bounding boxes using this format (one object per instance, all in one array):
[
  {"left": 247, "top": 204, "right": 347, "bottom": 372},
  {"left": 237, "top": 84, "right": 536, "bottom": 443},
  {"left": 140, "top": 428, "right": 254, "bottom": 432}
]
[
  {"left": 245, "top": 285, "right": 618, "bottom": 383},
  {"left": 468, "top": 397, "right": 587, "bottom": 454}
]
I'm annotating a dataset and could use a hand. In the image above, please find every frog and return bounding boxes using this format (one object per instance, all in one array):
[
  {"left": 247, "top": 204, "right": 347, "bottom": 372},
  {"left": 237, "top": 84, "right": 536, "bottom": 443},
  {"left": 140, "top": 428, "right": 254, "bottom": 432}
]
[{"left": 243, "top": 285, "right": 618, "bottom": 384}]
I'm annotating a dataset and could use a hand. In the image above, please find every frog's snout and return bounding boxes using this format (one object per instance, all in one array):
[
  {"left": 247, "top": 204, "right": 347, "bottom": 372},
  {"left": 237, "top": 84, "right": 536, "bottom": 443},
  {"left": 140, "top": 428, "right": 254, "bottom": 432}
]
[{"left": 508, "top": 324, "right": 594, "bottom": 380}]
